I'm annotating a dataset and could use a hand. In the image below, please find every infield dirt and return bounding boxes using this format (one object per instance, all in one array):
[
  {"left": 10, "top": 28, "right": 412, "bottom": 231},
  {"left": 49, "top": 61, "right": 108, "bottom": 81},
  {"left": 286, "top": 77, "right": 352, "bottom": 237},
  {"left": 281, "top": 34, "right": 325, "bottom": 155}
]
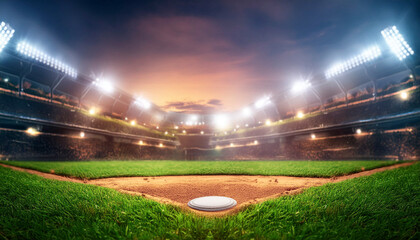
[{"left": 0, "top": 162, "right": 414, "bottom": 216}]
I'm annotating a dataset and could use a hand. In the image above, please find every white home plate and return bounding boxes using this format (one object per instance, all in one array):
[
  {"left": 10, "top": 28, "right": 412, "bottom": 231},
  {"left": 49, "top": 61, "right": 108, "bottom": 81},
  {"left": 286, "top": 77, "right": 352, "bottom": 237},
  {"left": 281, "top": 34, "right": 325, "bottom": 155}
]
[{"left": 188, "top": 196, "right": 237, "bottom": 211}]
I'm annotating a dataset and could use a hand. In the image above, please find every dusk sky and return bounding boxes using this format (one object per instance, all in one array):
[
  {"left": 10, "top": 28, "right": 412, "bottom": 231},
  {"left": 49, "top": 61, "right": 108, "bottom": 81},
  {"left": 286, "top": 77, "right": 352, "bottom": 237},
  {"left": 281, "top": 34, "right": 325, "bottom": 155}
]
[{"left": 0, "top": 0, "right": 417, "bottom": 113}]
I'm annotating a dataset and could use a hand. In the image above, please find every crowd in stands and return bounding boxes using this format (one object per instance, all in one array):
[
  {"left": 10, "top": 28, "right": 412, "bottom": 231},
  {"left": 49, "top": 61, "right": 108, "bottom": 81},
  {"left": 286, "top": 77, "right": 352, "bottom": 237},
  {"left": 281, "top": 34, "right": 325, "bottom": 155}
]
[
  {"left": 2, "top": 128, "right": 416, "bottom": 160},
  {"left": 0, "top": 67, "right": 418, "bottom": 161},
  {"left": 0, "top": 131, "right": 180, "bottom": 160},
  {"left": 0, "top": 93, "right": 172, "bottom": 140},
  {"left": 206, "top": 130, "right": 419, "bottom": 160},
  {"left": 216, "top": 84, "right": 420, "bottom": 141}
]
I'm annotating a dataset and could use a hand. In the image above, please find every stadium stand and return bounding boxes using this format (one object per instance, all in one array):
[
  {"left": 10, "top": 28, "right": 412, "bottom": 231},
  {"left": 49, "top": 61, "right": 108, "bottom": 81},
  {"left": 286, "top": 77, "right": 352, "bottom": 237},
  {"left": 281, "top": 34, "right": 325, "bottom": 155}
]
[
  {"left": 215, "top": 85, "right": 420, "bottom": 141},
  {"left": 0, "top": 92, "right": 173, "bottom": 139},
  {"left": 1, "top": 20, "right": 419, "bottom": 160},
  {"left": 0, "top": 131, "right": 179, "bottom": 160}
]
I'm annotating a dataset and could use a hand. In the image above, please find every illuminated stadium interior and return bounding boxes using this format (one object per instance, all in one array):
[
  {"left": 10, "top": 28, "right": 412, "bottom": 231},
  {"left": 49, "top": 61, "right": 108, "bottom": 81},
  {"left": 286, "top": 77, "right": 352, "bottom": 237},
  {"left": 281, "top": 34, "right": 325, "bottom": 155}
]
[
  {"left": 0, "top": 1, "right": 419, "bottom": 239},
  {"left": 1, "top": 18, "right": 419, "bottom": 160}
]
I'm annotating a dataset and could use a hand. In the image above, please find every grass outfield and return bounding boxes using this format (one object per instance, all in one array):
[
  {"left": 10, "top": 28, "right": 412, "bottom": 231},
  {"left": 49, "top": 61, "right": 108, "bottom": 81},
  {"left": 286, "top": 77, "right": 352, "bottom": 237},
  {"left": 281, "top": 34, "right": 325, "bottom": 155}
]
[
  {"left": 0, "top": 163, "right": 418, "bottom": 239},
  {"left": 0, "top": 160, "right": 399, "bottom": 179}
]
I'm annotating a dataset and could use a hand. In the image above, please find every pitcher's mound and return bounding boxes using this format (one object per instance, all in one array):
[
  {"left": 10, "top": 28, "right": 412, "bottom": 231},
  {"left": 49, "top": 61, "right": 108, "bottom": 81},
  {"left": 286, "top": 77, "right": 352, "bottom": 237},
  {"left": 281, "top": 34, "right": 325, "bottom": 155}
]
[{"left": 188, "top": 196, "right": 237, "bottom": 211}]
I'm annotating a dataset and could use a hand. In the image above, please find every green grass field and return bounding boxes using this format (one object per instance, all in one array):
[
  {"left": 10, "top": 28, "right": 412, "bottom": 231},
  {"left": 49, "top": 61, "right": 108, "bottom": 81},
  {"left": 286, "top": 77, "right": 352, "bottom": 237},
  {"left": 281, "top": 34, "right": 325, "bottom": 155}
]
[
  {"left": 0, "top": 162, "right": 418, "bottom": 239},
  {"left": 0, "top": 160, "right": 399, "bottom": 179}
]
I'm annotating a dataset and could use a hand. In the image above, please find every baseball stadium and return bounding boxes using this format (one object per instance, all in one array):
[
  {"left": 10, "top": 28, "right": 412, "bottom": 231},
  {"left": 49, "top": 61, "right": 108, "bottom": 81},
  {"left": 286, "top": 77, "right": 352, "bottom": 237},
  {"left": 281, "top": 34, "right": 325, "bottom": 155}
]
[{"left": 0, "top": 1, "right": 419, "bottom": 239}]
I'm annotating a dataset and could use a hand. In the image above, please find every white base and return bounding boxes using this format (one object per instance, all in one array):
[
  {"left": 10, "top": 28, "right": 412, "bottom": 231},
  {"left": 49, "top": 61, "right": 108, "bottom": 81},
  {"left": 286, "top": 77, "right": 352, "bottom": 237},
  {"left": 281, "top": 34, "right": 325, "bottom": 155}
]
[{"left": 188, "top": 196, "right": 237, "bottom": 211}]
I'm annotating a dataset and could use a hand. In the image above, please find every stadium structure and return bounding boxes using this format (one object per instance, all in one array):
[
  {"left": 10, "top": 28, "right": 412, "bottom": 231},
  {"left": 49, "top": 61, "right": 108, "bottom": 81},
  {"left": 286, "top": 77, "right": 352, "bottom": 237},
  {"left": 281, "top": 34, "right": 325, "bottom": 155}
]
[
  {"left": 0, "top": 21, "right": 418, "bottom": 161},
  {"left": 0, "top": 11, "right": 420, "bottom": 239}
]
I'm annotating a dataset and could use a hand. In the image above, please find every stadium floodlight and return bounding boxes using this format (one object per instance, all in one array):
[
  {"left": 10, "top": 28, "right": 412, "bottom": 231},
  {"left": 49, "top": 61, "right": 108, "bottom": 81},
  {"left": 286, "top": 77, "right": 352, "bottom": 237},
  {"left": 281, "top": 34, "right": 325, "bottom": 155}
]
[
  {"left": 26, "top": 127, "right": 40, "bottom": 136},
  {"left": 80, "top": 132, "right": 85, "bottom": 138},
  {"left": 311, "top": 134, "right": 316, "bottom": 139},
  {"left": 297, "top": 111, "right": 304, "bottom": 118},
  {"left": 213, "top": 114, "right": 230, "bottom": 130},
  {"left": 356, "top": 128, "right": 362, "bottom": 135},
  {"left": 16, "top": 42, "right": 77, "bottom": 78},
  {"left": 254, "top": 96, "right": 271, "bottom": 109},
  {"left": 92, "top": 78, "right": 114, "bottom": 94},
  {"left": 134, "top": 97, "right": 151, "bottom": 109},
  {"left": 400, "top": 91, "right": 408, "bottom": 100},
  {"left": 139, "top": 140, "right": 144, "bottom": 145},
  {"left": 0, "top": 21, "right": 15, "bottom": 53},
  {"left": 253, "top": 140, "right": 258, "bottom": 145},
  {"left": 292, "top": 80, "right": 311, "bottom": 93},
  {"left": 186, "top": 115, "right": 198, "bottom": 126},
  {"left": 88, "top": 107, "right": 96, "bottom": 115},
  {"left": 190, "top": 114, "right": 198, "bottom": 121},
  {"left": 200, "top": 131, "right": 204, "bottom": 135},
  {"left": 381, "top": 26, "right": 414, "bottom": 61},
  {"left": 325, "top": 45, "right": 381, "bottom": 79},
  {"left": 265, "top": 119, "right": 271, "bottom": 126},
  {"left": 242, "top": 107, "right": 252, "bottom": 117}
]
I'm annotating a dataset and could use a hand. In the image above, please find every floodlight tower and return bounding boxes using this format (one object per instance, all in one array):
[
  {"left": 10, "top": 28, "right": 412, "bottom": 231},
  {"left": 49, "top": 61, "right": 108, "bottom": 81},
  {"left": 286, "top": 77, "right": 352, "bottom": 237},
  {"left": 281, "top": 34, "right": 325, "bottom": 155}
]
[
  {"left": 360, "top": 46, "right": 383, "bottom": 101},
  {"left": 0, "top": 21, "right": 15, "bottom": 53},
  {"left": 291, "top": 79, "right": 324, "bottom": 111},
  {"left": 110, "top": 92, "right": 122, "bottom": 113},
  {"left": 253, "top": 96, "right": 282, "bottom": 122},
  {"left": 381, "top": 26, "right": 417, "bottom": 84},
  {"left": 325, "top": 45, "right": 382, "bottom": 106},
  {"left": 16, "top": 42, "right": 78, "bottom": 99},
  {"left": 16, "top": 42, "right": 78, "bottom": 78},
  {"left": 130, "top": 96, "right": 151, "bottom": 120},
  {"left": 94, "top": 78, "right": 115, "bottom": 106},
  {"left": 80, "top": 77, "right": 114, "bottom": 108},
  {"left": 291, "top": 80, "right": 310, "bottom": 111}
]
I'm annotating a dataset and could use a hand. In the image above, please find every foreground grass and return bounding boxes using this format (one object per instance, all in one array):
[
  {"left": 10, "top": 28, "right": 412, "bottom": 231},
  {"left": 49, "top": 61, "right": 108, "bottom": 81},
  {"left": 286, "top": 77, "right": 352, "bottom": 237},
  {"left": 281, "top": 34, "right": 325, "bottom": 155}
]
[
  {"left": 0, "top": 160, "right": 399, "bottom": 179},
  {"left": 0, "top": 163, "right": 418, "bottom": 239}
]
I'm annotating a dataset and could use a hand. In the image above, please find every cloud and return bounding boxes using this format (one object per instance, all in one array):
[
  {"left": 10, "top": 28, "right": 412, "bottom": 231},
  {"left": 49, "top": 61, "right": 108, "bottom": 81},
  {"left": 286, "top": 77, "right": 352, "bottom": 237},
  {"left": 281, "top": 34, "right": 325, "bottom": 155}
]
[
  {"left": 114, "top": 15, "right": 262, "bottom": 111},
  {"left": 161, "top": 99, "right": 223, "bottom": 113},
  {"left": 207, "top": 99, "right": 222, "bottom": 106}
]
